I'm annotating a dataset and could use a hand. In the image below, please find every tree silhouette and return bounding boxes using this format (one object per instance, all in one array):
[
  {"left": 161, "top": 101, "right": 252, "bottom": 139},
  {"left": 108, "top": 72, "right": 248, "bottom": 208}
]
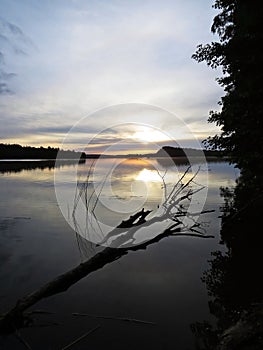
[
  {"left": 192, "top": 0, "right": 263, "bottom": 178},
  {"left": 192, "top": 1, "right": 263, "bottom": 348},
  {"left": 191, "top": 176, "right": 263, "bottom": 349},
  {"left": 0, "top": 143, "right": 86, "bottom": 160}
]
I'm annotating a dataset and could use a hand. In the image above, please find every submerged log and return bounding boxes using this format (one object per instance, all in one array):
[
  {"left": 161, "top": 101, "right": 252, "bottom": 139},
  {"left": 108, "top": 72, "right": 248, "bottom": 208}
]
[
  {"left": 0, "top": 221, "right": 213, "bottom": 334},
  {"left": 0, "top": 168, "right": 214, "bottom": 334}
]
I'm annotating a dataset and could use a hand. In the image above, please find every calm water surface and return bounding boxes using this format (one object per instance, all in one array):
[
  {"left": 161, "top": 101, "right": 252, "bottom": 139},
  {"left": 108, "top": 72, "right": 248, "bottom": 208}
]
[{"left": 0, "top": 159, "right": 238, "bottom": 349}]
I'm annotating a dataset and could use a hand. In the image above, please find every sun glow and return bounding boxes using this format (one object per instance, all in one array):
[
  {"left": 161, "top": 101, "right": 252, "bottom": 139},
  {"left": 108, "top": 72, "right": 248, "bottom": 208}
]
[
  {"left": 136, "top": 168, "right": 162, "bottom": 182},
  {"left": 131, "top": 127, "right": 170, "bottom": 143}
]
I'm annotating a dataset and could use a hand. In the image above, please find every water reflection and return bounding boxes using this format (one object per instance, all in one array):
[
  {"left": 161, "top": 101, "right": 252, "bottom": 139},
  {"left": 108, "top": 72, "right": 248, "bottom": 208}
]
[
  {"left": 0, "top": 159, "right": 85, "bottom": 175},
  {"left": 66, "top": 157, "right": 212, "bottom": 248},
  {"left": 0, "top": 160, "right": 216, "bottom": 347},
  {"left": 0, "top": 159, "right": 238, "bottom": 349},
  {"left": 192, "top": 174, "right": 263, "bottom": 349},
  {"left": 136, "top": 168, "right": 163, "bottom": 182}
]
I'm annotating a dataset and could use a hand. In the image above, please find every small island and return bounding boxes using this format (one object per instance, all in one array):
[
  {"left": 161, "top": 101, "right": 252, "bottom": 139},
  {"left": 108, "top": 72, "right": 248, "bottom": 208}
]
[{"left": 154, "top": 146, "right": 222, "bottom": 158}]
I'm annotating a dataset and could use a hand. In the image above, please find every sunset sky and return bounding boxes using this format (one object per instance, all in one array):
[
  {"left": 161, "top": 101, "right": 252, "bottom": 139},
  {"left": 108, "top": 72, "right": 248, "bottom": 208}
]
[{"left": 0, "top": 0, "right": 223, "bottom": 154}]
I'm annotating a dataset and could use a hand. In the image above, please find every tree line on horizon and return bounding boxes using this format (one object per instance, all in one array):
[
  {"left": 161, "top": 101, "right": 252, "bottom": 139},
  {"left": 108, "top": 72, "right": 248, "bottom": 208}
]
[
  {"left": 0, "top": 142, "right": 222, "bottom": 160},
  {"left": 156, "top": 146, "right": 222, "bottom": 158},
  {"left": 0, "top": 143, "right": 86, "bottom": 160}
]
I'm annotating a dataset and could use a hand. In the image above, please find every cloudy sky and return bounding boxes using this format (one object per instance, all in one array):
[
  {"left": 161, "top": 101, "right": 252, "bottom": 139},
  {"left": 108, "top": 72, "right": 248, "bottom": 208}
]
[{"left": 0, "top": 0, "right": 223, "bottom": 154}]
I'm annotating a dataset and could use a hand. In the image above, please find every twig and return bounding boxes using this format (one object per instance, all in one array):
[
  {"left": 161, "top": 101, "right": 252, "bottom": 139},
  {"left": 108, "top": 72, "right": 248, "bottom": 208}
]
[
  {"left": 155, "top": 167, "right": 168, "bottom": 201},
  {"left": 15, "top": 330, "right": 32, "bottom": 350},
  {"left": 92, "top": 162, "right": 113, "bottom": 214},
  {"left": 61, "top": 325, "right": 100, "bottom": 350},
  {"left": 164, "top": 165, "right": 191, "bottom": 206},
  {"left": 29, "top": 322, "right": 60, "bottom": 328},
  {"left": 72, "top": 313, "right": 156, "bottom": 325},
  {"left": 27, "top": 309, "right": 54, "bottom": 315}
]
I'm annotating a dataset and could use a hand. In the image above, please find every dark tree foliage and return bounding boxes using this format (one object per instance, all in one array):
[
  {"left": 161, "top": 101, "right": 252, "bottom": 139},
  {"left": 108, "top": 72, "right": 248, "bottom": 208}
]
[
  {"left": 192, "top": 0, "right": 263, "bottom": 177},
  {"left": 0, "top": 143, "right": 86, "bottom": 160},
  {"left": 192, "top": 175, "right": 263, "bottom": 349},
  {"left": 191, "top": 3, "right": 263, "bottom": 347},
  {"left": 156, "top": 146, "right": 222, "bottom": 158}
]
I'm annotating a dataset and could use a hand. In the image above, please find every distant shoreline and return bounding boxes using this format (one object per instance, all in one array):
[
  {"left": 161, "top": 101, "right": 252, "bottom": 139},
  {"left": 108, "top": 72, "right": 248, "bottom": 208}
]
[
  {"left": 0, "top": 155, "right": 227, "bottom": 161},
  {"left": 0, "top": 143, "right": 225, "bottom": 161}
]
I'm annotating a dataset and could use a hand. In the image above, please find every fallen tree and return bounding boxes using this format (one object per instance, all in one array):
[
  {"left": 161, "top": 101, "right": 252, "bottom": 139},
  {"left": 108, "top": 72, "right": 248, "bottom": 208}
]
[{"left": 0, "top": 166, "right": 214, "bottom": 334}]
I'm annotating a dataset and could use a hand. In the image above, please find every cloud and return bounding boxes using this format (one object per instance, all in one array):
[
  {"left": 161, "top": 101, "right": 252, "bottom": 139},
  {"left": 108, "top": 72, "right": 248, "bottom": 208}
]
[
  {"left": 0, "top": 0, "right": 222, "bottom": 147},
  {"left": 0, "top": 17, "right": 34, "bottom": 48},
  {"left": 0, "top": 18, "right": 35, "bottom": 94}
]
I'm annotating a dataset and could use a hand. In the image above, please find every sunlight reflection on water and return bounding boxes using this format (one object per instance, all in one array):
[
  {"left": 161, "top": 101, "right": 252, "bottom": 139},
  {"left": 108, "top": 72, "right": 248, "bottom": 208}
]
[{"left": 0, "top": 159, "right": 239, "bottom": 350}]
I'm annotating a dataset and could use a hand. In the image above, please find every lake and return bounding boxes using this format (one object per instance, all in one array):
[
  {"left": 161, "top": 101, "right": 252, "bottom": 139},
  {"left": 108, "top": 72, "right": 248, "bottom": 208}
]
[{"left": 0, "top": 158, "right": 239, "bottom": 349}]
